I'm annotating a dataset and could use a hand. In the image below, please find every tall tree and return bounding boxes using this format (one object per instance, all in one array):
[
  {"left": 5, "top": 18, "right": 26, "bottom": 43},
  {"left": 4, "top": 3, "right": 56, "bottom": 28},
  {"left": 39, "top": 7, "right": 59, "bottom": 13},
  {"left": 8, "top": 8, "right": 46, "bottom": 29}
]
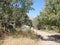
[
  {"left": 0, "top": 0, "right": 33, "bottom": 32},
  {"left": 37, "top": 0, "right": 60, "bottom": 32},
  {"left": 13, "top": 0, "right": 33, "bottom": 27}
]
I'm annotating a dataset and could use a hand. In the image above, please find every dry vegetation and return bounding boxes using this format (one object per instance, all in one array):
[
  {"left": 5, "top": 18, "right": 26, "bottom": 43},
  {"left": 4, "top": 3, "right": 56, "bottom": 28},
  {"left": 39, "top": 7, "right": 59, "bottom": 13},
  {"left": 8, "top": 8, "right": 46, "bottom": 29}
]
[
  {"left": 0, "top": 36, "right": 41, "bottom": 45},
  {"left": 0, "top": 26, "right": 41, "bottom": 45},
  {"left": 0, "top": 30, "right": 41, "bottom": 45}
]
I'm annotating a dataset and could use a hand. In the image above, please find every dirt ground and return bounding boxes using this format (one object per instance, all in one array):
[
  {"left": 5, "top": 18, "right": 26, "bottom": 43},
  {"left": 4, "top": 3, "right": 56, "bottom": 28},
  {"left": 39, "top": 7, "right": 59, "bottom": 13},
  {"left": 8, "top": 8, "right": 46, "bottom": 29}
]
[
  {"left": 0, "top": 36, "right": 60, "bottom": 45},
  {"left": 0, "top": 36, "right": 41, "bottom": 45},
  {"left": 0, "top": 27, "right": 60, "bottom": 45}
]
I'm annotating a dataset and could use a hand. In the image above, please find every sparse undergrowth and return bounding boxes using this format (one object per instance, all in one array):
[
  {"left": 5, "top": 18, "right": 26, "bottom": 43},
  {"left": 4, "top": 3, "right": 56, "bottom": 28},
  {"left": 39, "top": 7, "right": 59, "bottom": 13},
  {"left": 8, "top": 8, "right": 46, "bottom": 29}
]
[
  {"left": 0, "top": 28, "right": 41, "bottom": 45},
  {"left": 1, "top": 37, "right": 41, "bottom": 45},
  {"left": 11, "top": 29, "right": 41, "bottom": 40},
  {"left": 0, "top": 27, "right": 41, "bottom": 41}
]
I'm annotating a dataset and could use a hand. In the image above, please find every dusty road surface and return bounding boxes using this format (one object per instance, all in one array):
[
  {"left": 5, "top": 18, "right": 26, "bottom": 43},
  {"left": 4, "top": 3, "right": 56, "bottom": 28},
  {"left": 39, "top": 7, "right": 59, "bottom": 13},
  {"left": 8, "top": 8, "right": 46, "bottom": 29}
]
[
  {"left": 1, "top": 36, "right": 60, "bottom": 45},
  {"left": 31, "top": 27, "right": 60, "bottom": 39},
  {"left": 41, "top": 41, "right": 60, "bottom": 45},
  {"left": 31, "top": 27, "right": 60, "bottom": 45},
  {"left": 0, "top": 27, "right": 60, "bottom": 45}
]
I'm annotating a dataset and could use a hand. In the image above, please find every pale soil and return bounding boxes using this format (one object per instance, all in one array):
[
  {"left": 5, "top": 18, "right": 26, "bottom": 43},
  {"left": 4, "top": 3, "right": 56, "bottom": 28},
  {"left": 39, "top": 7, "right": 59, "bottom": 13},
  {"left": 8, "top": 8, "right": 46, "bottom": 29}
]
[
  {"left": 1, "top": 36, "right": 60, "bottom": 45},
  {"left": 1, "top": 37, "right": 41, "bottom": 45},
  {"left": 31, "top": 27, "right": 60, "bottom": 45},
  {"left": 31, "top": 27, "right": 60, "bottom": 39},
  {"left": 41, "top": 41, "right": 60, "bottom": 45},
  {"left": 0, "top": 27, "right": 60, "bottom": 45}
]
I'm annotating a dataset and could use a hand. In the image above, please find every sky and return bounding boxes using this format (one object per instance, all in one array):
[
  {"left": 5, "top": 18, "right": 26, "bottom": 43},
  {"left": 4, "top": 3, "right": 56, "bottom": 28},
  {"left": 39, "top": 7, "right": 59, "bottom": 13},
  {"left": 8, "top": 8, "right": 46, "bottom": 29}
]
[{"left": 27, "top": 0, "right": 45, "bottom": 18}]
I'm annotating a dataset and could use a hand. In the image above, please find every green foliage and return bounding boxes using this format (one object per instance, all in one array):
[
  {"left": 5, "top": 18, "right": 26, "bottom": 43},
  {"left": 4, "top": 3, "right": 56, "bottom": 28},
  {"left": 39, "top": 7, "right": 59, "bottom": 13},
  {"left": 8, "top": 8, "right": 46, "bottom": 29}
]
[
  {"left": 37, "top": 0, "right": 60, "bottom": 33},
  {"left": 19, "top": 0, "right": 34, "bottom": 12},
  {"left": 0, "top": 0, "right": 33, "bottom": 34}
]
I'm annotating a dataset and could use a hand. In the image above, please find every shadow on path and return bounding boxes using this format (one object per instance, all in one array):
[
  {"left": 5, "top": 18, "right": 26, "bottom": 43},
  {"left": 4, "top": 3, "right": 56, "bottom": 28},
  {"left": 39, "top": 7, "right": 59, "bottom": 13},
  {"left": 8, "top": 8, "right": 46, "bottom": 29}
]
[{"left": 42, "top": 35, "right": 60, "bottom": 43}]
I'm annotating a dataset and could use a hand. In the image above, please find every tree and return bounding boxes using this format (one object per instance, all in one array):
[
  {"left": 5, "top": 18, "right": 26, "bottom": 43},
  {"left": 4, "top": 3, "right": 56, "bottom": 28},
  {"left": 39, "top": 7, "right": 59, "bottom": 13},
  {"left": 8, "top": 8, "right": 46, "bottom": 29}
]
[
  {"left": 0, "top": 0, "right": 33, "bottom": 32},
  {"left": 37, "top": 0, "right": 60, "bottom": 32},
  {"left": 13, "top": 0, "right": 33, "bottom": 27},
  {"left": 45, "top": 0, "right": 60, "bottom": 32}
]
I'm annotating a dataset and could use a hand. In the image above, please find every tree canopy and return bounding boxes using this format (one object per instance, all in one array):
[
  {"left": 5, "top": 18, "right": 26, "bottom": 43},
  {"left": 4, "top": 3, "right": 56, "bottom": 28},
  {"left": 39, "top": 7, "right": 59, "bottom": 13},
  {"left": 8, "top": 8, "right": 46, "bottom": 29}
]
[
  {"left": 0, "top": 0, "right": 33, "bottom": 29},
  {"left": 37, "top": 0, "right": 60, "bottom": 32}
]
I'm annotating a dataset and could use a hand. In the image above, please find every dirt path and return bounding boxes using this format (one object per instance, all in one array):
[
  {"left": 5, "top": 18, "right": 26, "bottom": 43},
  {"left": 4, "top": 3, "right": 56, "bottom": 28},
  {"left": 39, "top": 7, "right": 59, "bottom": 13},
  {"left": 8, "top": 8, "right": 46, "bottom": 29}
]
[
  {"left": 31, "top": 28, "right": 59, "bottom": 39},
  {"left": 31, "top": 27, "right": 60, "bottom": 45},
  {"left": 2, "top": 36, "right": 60, "bottom": 45},
  {"left": 1, "top": 27, "right": 60, "bottom": 45},
  {"left": 41, "top": 41, "right": 60, "bottom": 45}
]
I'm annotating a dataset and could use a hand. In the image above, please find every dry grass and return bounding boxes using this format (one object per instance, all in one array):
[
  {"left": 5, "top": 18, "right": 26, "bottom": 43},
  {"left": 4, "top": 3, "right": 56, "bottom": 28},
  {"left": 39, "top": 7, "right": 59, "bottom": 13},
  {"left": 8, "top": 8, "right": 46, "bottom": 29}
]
[
  {"left": 0, "top": 28, "right": 41, "bottom": 45},
  {"left": 1, "top": 36, "right": 41, "bottom": 45}
]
